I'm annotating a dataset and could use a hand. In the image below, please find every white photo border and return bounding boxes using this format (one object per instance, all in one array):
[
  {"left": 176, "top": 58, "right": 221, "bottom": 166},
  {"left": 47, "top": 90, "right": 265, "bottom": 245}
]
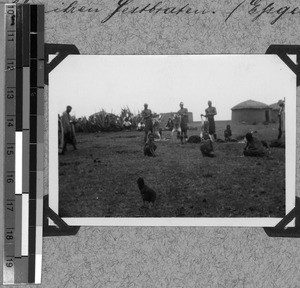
[{"left": 48, "top": 54, "right": 296, "bottom": 227}]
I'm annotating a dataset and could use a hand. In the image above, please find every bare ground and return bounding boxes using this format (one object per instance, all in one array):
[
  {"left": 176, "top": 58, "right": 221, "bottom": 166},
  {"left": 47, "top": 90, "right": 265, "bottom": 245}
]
[{"left": 58, "top": 121, "right": 285, "bottom": 218}]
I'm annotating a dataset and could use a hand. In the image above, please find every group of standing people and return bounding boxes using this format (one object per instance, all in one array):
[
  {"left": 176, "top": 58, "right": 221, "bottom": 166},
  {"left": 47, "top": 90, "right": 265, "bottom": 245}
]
[
  {"left": 141, "top": 102, "right": 191, "bottom": 143},
  {"left": 60, "top": 98, "right": 284, "bottom": 158},
  {"left": 141, "top": 100, "right": 218, "bottom": 143}
]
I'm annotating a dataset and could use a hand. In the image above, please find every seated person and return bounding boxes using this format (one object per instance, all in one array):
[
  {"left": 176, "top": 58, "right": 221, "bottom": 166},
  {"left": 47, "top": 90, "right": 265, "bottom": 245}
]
[
  {"left": 144, "top": 133, "right": 157, "bottom": 157},
  {"left": 137, "top": 121, "right": 145, "bottom": 131},
  {"left": 165, "top": 117, "right": 174, "bottom": 131},
  {"left": 224, "top": 125, "right": 232, "bottom": 142},
  {"left": 200, "top": 131, "right": 215, "bottom": 157},
  {"left": 123, "top": 117, "right": 132, "bottom": 130},
  {"left": 243, "top": 132, "right": 266, "bottom": 157}
]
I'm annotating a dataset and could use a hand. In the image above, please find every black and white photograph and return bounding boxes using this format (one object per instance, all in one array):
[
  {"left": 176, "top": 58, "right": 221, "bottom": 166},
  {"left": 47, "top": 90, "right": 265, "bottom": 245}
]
[{"left": 48, "top": 54, "right": 296, "bottom": 226}]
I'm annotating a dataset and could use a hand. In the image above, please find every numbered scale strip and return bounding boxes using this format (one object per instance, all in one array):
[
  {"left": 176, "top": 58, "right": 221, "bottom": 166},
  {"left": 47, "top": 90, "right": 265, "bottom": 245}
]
[
  {"left": 2, "top": 3, "right": 44, "bottom": 285},
  {"left": 3, "top": 4, "right": 17, "bottom": 284}
]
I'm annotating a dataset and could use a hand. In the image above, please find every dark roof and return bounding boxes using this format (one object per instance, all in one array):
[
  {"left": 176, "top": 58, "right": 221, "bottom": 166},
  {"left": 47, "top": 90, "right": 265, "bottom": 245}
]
[{"left": 231, "top": 99, "right": 269, "bottom": 110}]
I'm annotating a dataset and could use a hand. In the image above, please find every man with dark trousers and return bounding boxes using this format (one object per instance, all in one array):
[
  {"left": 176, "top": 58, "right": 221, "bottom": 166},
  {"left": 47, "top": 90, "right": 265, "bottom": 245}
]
[
  {"left": 204, "top": 101, "right": 217, "bottom": 140},
  {"left": 178, "top": 102, "right": 189, "bottom": 144},
  {"left": 141, "top": 103, "right": 153, "bottom": 143},
  {"left": 61, "top": 105, "right": 77, "bottom": 154}
]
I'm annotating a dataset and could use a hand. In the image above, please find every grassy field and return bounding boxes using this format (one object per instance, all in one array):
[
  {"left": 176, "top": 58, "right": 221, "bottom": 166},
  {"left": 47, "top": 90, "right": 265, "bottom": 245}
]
[{"left": 58, "top": 121, "right": 285, "bottom": 218}]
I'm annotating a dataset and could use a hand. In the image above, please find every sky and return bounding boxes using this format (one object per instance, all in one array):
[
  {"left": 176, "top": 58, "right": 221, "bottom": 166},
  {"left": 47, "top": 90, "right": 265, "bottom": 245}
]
[{"left": 49, "top": 55, "right": 295, "bottom": 121}]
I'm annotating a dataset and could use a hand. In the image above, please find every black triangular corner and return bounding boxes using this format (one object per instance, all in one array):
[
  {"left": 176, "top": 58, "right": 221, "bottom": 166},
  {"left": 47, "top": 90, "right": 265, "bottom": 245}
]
[
  {"left": 266, "top": 45, "right": 300, "bottom": 87},
  {"left": 43, "top": 195, "right": 80, "bottom": 237},
  {"left": 44, "top": 43, "right": 80, "bottom": 85},
  {"left": 264, "top": 197, "right": 300, "bottom": 238}
]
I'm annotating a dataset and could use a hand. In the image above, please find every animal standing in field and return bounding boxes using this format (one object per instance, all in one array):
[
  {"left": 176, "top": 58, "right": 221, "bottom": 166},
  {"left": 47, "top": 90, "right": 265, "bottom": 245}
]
[
  {"left": 137, "top": 177, "right": 157, "bottom": 208},
  {"left": 144, "top": 132, "right": 157, "bottom": 157}
]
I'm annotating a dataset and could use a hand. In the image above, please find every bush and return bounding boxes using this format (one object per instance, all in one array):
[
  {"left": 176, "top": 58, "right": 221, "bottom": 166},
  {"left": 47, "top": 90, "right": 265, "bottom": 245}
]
[{"left": 73, "top": 107, "right": 145, "bottom": 133}]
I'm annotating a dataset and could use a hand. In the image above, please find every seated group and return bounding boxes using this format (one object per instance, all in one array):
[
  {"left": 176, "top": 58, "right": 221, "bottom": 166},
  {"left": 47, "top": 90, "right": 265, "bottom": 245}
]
[
  {"left": 200, "top": 124, "right": 270, "bottom": 158},
  {"left": 144, "top": 123, "right": 274, "bottom": 158}
]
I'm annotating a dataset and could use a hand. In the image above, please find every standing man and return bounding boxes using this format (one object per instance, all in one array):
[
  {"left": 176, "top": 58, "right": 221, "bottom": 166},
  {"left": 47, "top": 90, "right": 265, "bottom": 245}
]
[
  {"left": 277, "top": 99, "right": 285, "bottom": 140},
  {"left": 204, "top": 100, "right": 217, "bottom": 140},
  {"left": 178, "top": 102, "right": 189, "bottom": 144},
  {"left": 61, "top": 105, "right": 77, "bottom": 154},
  {"left": 141, "top": 103, "right": 153, "bottom": 142}
]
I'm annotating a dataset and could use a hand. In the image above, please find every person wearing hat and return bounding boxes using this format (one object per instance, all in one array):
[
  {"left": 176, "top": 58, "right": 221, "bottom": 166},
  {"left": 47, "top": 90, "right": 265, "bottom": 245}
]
[
  {"left": 178, "top": 102, "right": 189, "bottom": 143},
  {"left": 141, "top": 103, "right": 153, "bottom": 142},
  {"left": 204, "top": 100, "right": 217, "bottom": 140}
]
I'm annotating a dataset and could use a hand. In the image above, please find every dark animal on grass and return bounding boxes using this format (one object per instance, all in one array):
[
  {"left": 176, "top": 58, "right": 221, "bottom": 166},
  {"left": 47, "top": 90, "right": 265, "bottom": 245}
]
[
  {"left": 187, "top": 135, "right": 201, "bottom": 143},
  {"left": 137, "top": 177, "right": 157, "bottom": 208},
  {"left": 269, "top": 139, "right": 285, "bottom": 148},
  {"left": 144, "top": 133, "right": 157, "bottom": 157},
  {"left": 200, "top": 139, "right": 215, "bottom": 157},
  {"left": 261, "top": 140, "right": 270, "bottom": 150}
]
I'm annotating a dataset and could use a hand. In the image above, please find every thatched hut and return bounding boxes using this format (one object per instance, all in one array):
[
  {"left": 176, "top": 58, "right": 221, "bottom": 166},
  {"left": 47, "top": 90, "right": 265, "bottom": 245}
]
[
  {"left": 231, "top": 99, "right": 270, "bottom": 124},
  {"left": 269, "top": 102, "right": 280, "bottom": 123}
]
